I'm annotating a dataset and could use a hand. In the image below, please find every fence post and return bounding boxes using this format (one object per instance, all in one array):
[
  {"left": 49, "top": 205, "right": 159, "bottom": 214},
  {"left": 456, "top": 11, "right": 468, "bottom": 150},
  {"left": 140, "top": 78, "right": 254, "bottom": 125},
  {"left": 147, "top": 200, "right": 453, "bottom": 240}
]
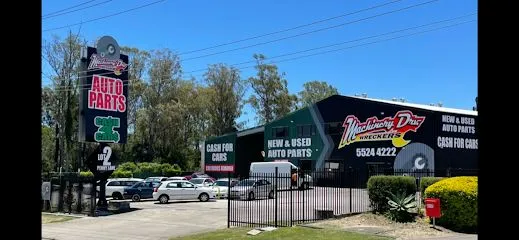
[
  {"left": 290, "top": 170, "right": 293, "bottom": 227},
  {"left": 275, "top": 167, "right": 278, "bottom": 228},
  {"left": 227, "top": 171, "right": 231, "bottom": 228},
  {"left": 349, "top": 168, "right": 352, "bottom": 213}
]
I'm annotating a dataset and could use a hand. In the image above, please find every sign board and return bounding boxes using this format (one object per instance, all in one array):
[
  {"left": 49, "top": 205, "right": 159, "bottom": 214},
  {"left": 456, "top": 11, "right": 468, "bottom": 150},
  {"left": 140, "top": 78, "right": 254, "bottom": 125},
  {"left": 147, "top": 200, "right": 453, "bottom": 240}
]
[
  {"left": 41, "top": 182, "right": 51, "bottom": 200},
  {"left": 204, "top": 134, "right": 236, "bottom": 173},
  {"left": 79, "top": 36, "right": 128, "bottom": 144},
  {"left": 86, "top": 143, "right": 118, "bottom": 178}
]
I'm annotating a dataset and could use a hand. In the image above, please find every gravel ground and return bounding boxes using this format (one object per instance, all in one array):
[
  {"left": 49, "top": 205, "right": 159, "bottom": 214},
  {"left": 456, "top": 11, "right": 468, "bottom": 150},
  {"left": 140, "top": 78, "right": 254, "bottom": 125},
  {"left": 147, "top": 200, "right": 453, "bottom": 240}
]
[{"left": 314, "top": 213, "right": 456, "bottom": 240}]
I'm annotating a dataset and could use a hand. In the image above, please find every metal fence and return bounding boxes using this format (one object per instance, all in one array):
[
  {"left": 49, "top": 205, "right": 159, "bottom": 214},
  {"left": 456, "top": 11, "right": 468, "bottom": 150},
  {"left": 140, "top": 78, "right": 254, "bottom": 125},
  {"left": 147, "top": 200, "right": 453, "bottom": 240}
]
[
  {"left": 227, "top": 168, "right": 478, "bottom": 228},
  {"left": 41, "top": 173, "right": 96, "bottom": 216}
]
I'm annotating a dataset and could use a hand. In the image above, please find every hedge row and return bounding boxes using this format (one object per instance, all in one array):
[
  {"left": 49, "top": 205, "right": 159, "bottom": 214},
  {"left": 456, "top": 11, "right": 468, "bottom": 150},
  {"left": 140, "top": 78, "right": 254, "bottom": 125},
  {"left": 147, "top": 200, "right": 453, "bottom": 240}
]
[
  {"left": 424, "top": 176, "right": 478, "bottom": 233},
  {"left": 80, "top": 162, "right": 182, "bottom": 179},
  {"left": 367, "top": 175, "right": 417, "bottom": 213},
  {"left": 419, "top": 177, "right": 443, "bottom": 196}
]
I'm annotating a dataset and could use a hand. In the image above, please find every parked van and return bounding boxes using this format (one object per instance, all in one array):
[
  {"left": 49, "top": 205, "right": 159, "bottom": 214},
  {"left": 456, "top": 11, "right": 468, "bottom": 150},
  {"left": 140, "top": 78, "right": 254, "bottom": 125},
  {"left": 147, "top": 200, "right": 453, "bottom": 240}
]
[{"left": 249, "top": 162, "right": 312, "bottom": 190}]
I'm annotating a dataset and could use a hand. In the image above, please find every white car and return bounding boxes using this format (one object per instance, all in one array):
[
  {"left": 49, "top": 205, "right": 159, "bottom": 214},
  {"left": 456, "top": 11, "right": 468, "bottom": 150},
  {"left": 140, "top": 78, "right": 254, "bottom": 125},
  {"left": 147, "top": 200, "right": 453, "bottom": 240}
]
[
  {"left": 211, "top": 178, "right": 239, "bottom": 198},
  {"left": 153, "top": 180, "right": 216, "bottom": 203},
  {"left": 166, "top": 176, "right": 187, "bottom": 181},
  {"left": 189, "top": 178, "right": 215, "bottom": 187},
  {"left": 96, "top": 178, "right": 144, "bottom": 199}
]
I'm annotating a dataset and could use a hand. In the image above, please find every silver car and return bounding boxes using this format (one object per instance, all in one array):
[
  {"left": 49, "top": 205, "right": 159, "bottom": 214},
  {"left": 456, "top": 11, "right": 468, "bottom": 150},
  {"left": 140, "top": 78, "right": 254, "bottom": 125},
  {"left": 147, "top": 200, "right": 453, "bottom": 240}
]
[{"left": 229, "top": 179, "right": 275, "bottom": 200}]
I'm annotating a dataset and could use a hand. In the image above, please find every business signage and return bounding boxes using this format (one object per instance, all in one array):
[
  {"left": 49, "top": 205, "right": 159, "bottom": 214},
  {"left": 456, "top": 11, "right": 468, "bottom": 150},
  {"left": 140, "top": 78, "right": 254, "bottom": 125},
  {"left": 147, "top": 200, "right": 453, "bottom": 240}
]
[
  {"left": 79, "top": 36, "right": 128, "bottom": 144},
  {"left": 204, "top": 134, "right": 236, "bottom": 173},
  {"left": 338, "top": 110, "right": 426, "bottom": 149},
  {"left": 87, "top": 143, "right": 118, "bottom": 177}
]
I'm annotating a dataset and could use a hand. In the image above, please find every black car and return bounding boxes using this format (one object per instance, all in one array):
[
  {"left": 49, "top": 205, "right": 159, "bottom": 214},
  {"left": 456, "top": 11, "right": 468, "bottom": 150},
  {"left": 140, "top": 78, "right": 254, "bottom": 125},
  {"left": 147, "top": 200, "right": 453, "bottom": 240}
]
[{"left": 123, "top": 181, "right": 160, "bottom": 201}]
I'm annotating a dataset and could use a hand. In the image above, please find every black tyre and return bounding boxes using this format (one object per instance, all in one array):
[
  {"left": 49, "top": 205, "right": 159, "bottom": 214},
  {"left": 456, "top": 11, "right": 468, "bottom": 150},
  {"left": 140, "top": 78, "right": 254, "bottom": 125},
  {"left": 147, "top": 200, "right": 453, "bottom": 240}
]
[
  {"left": 199, "top": 193, "right": 210, "bottom": 202},
  {"left": 159, "top": 195, "right": 169, "bottom": 204},
  {"left": 112, "top": 192, "right": 123, "bottom": 200},
  {"left": 268, "top": 190, "right": 274, "bottom": 199},
  {"left": 131, "top": 194, "right": 141, "bottom": 202},
  {"left": 248, "top": 191, "right": 255, "bottom": 201}
]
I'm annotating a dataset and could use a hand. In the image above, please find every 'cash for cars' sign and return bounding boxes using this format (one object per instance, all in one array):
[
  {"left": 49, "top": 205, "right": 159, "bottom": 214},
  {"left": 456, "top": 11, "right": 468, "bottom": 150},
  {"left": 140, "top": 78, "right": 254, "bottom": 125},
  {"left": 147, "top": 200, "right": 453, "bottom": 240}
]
[
  {"left": 79, "top": 36, "right": 128, "bottom": 144},
  {"left": 204, "top": 134, "right": 236, "bottom": 172}
]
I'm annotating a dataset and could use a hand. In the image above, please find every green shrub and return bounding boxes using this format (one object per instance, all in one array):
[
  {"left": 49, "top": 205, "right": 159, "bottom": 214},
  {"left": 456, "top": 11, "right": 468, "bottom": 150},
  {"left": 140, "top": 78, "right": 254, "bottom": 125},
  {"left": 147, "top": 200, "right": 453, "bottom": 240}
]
[
  {"left": 111, "top": 170, "right": 132, "bottom": 178},
  {"left": 79, "top": 171, "right": 94, "bottom": 177},
  {"left": 424, "top": 176, "right": 477, "bottom": 233},
  {"left": 367, "top": 175, "right": 416, "bottom": 213},
  {"left": 420, "top": 177, "right": 443, "bottom": 195},
  {"left": 117, "top": 162, "right": 138, "bottom": 172},
  {"left": 162, "top": 166, "right": 181, "bottom": 177}
]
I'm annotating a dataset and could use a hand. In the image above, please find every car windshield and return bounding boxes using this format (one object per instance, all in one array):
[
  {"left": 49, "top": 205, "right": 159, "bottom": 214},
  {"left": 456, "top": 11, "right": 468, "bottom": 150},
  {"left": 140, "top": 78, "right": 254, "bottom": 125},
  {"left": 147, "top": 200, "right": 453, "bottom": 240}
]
[
  {"left": 214, "top": 180, "right": 229, "bottom": 187},
  {"left": 131, "top": 182, "right": 144, "bottom": 188},
  {"left": 190, "top": 179, "right": 204, "bottom": 184},
  {"left": 236, "top": 180, "right": 255, "bottom": 187}
]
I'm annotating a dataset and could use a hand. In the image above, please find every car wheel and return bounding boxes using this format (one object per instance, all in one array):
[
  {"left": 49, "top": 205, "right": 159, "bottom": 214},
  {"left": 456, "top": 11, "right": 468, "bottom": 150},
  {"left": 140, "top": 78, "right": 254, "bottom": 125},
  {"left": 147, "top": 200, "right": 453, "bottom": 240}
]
[
  {"left": 304, "top": 182, "right": 310, "bottom": 190},
  {"left": 131, "top": 194, "right": 141, "bottom": 202},
  {"left": 268, "top": 190, "right": 274, "bottom": 199},
  {"left": 112, "top": 192, "right": 123, "bottom": 200},
  {"left": 199, "top": 193, "right": 209, "bottom": 202},
  {"left": 248, "top": 191, "right": 255, "bottom": 201},
  {"left": 159, "top": 195, "right": 169, "bottom": 204}
]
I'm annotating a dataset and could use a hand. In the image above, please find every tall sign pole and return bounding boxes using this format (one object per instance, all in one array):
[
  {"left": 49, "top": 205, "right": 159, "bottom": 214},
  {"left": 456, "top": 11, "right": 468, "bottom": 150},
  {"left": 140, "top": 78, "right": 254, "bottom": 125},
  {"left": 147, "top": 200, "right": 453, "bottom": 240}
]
[{"left": 79, "top": 36, "right": 128, "bottom": 210}]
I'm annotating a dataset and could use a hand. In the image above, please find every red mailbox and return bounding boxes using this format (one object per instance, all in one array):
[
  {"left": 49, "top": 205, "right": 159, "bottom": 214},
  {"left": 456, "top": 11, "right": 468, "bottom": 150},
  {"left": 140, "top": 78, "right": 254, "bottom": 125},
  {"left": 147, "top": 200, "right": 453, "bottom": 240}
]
[{"left": 424, "top": 198, "right": 441, "bottom": 218}]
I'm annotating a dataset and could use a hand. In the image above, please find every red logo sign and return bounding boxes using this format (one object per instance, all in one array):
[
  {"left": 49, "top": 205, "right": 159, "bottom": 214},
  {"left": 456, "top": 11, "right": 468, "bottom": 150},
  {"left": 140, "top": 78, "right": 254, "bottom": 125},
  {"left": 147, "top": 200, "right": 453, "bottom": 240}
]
[
  {"left": 338, "top": 110, "right": 425, "bottom": 149},
  {"left": 88, "top": 54, "right": 128, "bottom": 75},
  {"left": 205, "top": 164, "right": 235, "bottom": 173}
]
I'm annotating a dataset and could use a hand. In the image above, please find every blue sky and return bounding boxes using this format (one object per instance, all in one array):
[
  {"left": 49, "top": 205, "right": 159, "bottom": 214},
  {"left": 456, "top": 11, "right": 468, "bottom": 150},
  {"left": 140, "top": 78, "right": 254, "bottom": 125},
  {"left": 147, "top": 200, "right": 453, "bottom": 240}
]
[{"left": 42, "top": 0, "right": 478, "bottom": 128}]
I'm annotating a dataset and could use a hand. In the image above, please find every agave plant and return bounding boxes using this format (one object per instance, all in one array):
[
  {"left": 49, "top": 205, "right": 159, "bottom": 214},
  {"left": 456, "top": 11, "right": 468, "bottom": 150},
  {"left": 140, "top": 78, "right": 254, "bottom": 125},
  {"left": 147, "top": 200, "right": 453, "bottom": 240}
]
[{"left": 385, "top": 191, "right": 417, "bottom": 222}]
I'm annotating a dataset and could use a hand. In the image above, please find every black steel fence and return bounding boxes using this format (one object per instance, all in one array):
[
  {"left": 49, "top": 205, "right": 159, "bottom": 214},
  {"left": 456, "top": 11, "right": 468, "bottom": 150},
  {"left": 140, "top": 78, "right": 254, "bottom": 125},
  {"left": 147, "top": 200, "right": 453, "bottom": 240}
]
[
  {"left": 41, "top": 173, "right": 96, "bottom": 216},
  {"left": 227, "top": 168, "right": 478, "bottom": 228}
]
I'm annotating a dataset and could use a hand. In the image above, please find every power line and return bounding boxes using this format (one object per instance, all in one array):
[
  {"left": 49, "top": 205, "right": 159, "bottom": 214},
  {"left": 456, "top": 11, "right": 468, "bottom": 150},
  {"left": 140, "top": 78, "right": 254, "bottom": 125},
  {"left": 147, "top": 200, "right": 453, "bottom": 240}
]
[
  {"left": 182, "top": 0, "right": 440, "bottom": 61},
  {"left": 184, "top": 12, "right": 477, "bottom": 75},
  {"left": 43, "top": 0, "right": 114, "bottom": 20},
  {"left": 47, "top": 17, "right": 475, "bottom": 92},
  {"left": 178, "top": 0, "right": 404, "bottom": 55},
  {"left": 41, "top": 0, "right": 436, "bottom": 80},
  {"left": 42, "top": 0, "right": 98, "bottom": 17},
  {"left": 42, "top": 0, "right": 167, "bottom": 32}
]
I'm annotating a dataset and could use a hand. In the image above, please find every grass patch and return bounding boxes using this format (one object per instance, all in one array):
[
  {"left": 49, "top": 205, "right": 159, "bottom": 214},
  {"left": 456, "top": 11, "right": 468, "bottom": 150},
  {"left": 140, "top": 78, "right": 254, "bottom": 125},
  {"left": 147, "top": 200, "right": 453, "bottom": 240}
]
[
  {"left": 42, "top": 214, "right": 77, "bottom": 224},
  {"left": 169, "top": 226, "right": 393, "bottom": 240}
]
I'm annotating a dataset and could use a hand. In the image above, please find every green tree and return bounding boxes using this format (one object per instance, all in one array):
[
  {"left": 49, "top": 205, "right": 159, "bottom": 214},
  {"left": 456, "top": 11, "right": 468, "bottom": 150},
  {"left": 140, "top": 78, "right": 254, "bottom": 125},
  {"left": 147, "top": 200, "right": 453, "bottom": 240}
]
[
  {"left": 41, "top": 126, "right": 55, "bottom": 173},
  {"left": 42, "top": 32, "right": 85, "bottom": 171},
  {"left": 204, "top": 63, "right": 245, "bottom": 136},
  {"left": 248, "top": 54, "right": 297, "bottom": 124},
  {"left": 298, "top": 81, "right": 339, "bottom": 107}
]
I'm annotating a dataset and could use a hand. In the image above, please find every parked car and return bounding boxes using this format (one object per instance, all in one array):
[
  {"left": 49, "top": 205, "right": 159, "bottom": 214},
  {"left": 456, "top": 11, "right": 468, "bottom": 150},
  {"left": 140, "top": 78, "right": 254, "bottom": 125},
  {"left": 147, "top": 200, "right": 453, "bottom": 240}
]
[
  {"left": 123, "top": 181, "right": 161, "bottom": 201},
  {"left": 229, "top": 179, "right": 275, "bottom": 200},
  {"left": 250, "top": 162, "right": 313, "bottom": 190},
  {"left": 153, "top": 180, "right": 216, "bottom": 203},
  {"left": 189, "top": 177, "right": 215, "bottom": 187},
  {"left": 211, "top": 178, "right": 239, "bottom": 198},
  {"left": 190, "top": 172, "right": 216, "bottom": 181},
  {"left": 167, "top": 176, "right": 187, "bottom": 181},
  {"left": 145, "top": 176, "right": 168, "bottom": 182},
  {"left": 97, "top": 178, "right": 144, "bottom": 199}
]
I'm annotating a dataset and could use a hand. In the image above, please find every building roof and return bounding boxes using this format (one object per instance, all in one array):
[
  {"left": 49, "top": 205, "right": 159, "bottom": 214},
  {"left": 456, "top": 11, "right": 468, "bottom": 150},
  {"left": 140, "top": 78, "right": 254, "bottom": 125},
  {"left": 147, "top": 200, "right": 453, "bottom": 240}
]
[{"left": 345, "top": 95, "right": 477, "bottom": 116}]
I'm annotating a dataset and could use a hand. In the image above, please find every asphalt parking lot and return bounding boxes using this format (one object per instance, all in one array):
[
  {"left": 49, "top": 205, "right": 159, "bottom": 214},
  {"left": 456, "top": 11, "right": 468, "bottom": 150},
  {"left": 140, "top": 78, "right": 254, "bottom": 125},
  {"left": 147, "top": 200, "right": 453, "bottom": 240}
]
[
  {"left": 229, "top": 187, "right": 370, "bottom": 225},
  {"left": 42, "top": 199, "right": 228, "bottom": 240}
]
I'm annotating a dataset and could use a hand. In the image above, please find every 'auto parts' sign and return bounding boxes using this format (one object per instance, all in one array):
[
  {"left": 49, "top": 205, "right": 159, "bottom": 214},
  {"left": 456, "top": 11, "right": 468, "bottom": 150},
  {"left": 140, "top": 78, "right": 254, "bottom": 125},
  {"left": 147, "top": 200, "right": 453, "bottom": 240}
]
[{"left": 79, "top": 36, "right": 128, "bottom": 144}]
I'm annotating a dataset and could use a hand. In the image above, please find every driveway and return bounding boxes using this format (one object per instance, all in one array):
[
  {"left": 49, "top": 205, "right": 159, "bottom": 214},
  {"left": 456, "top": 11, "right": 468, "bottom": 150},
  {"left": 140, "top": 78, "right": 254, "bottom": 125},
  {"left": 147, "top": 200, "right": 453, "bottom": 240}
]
[{"left": 42, "top": 199, "right": 228, "bottom": 240}]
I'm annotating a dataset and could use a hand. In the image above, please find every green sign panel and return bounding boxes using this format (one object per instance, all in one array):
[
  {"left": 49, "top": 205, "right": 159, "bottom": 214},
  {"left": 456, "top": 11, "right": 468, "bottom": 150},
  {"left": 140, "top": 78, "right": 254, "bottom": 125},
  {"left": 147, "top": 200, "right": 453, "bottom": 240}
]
[
  {"left": 204, "top": 133, "right": 236, "bottom": 172},
  {"left": 264, "top": 107, "right": 324, "bottom": 163}
]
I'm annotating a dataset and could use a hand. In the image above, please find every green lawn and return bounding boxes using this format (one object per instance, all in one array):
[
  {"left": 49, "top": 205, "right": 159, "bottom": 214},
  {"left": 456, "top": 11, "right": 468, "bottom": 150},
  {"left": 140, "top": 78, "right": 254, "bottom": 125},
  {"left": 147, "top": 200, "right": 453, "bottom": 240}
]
[
  {"left": 42, "top": 213, "right": 77, "bottom": 224},
  {"left": 169, "top": 226, "right": 393, "bottom": 240}
]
